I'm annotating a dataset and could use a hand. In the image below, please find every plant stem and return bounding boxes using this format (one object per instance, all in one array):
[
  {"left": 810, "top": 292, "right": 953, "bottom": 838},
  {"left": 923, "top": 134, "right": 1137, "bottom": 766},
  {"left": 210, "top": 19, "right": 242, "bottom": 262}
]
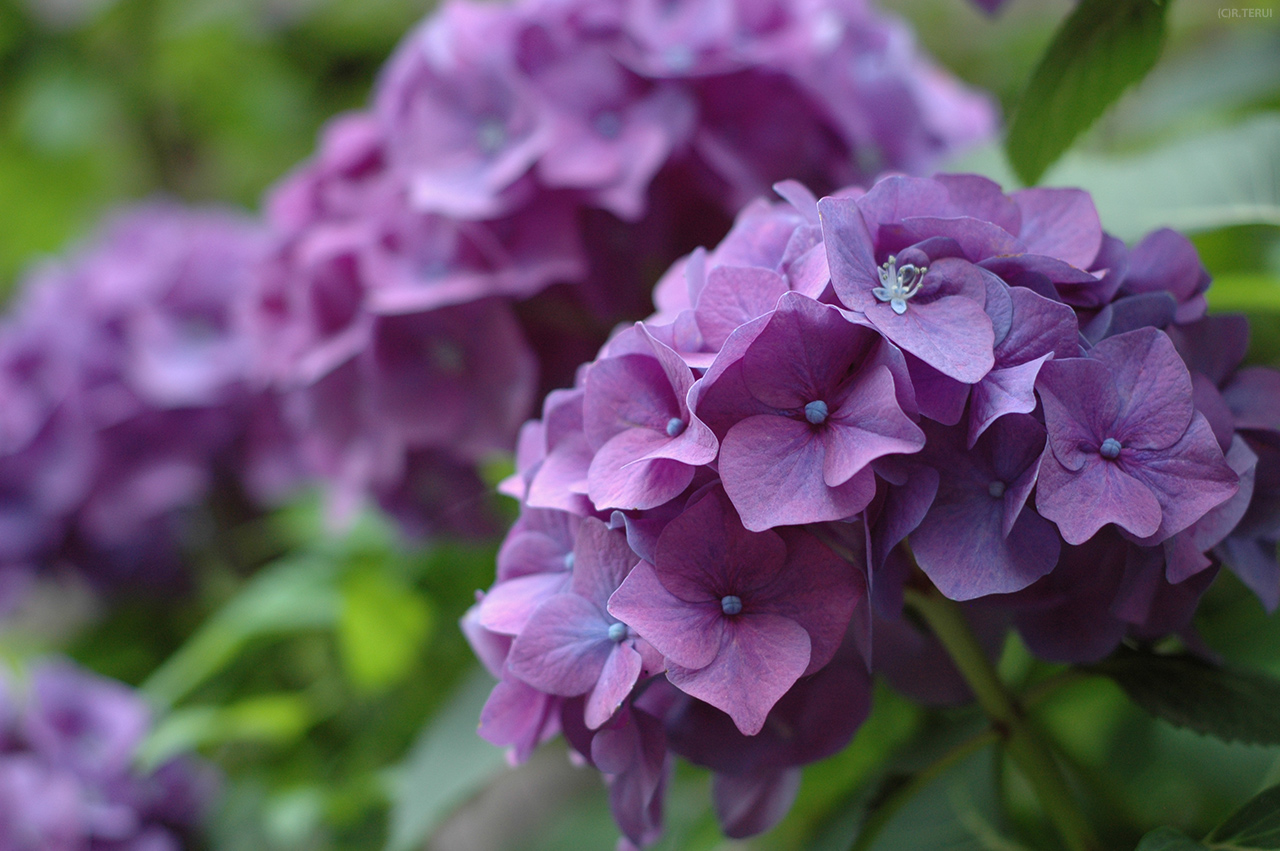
[{"left": 904, "top": 586, "right": 1100, "bottom": 851}]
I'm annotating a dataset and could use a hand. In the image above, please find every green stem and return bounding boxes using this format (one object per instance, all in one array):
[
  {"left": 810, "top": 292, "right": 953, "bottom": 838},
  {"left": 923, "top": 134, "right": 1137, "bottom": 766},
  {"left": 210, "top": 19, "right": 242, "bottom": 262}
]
[{"left": 904, "top": 586, "right": 1099, "bottom": 851}]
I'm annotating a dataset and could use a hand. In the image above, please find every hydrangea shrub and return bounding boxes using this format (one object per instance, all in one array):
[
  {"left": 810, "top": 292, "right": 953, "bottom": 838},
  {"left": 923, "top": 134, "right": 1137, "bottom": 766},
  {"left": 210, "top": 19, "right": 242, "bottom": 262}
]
[{"left": 468, "top": 172, "right": 1280, "bottom": 846}]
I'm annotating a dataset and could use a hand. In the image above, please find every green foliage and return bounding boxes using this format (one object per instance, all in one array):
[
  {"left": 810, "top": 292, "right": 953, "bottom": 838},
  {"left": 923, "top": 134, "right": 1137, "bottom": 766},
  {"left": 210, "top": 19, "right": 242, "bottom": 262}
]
[
  {"left": 1006, "top": 0, "right": 1170, "bottom": 185},
  {"left": 139, "top": 693, "right": 315, "bottom": 771},
  {"left": 1207, "top": 784, "right": 1280, "bottom": 849},
  {"left": 1090, "top": 648, "right": 1280, "bottom": 747},
  {"left": 383, "top": 668, "right": 508, "bottom": 851},
  {"left": 1137, "top": 783, "right": 1280, "bottom": 849},
  {"left": 338, "top": 560, "right": 435, "bottom": 694},
  {"left": 1136, "top": 827, "right": 1209, "bottom": 851}
]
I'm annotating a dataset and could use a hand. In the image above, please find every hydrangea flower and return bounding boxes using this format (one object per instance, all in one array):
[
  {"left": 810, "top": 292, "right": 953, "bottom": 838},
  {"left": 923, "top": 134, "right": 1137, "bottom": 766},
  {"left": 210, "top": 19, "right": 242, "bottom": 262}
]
[
  {"left": 0, "top": 203, "right": 273, "bottom": 602},
  {"left": 255, "top": 0, "right": 998, "bottom": 533},
  {"left": 0, "top": 659, "right": 217, "bottom": 851},
  {"left": 470, "top": 169, "right": 1280, "bottom": 847}
]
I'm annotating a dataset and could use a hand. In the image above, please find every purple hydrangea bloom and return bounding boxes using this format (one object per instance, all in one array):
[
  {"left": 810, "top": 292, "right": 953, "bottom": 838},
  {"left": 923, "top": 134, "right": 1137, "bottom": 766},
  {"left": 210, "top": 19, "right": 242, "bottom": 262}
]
[
  {"left": 256, "top": 0, "right": 998, "bottom": 534},
  {"left": 0, "top": 203, "right": 273, "bottom": 597},
  {"left": 470, "top": 169, "right": 1280, "bottom": 846},
  {"left": 0, "top": 660, "right": 217, "bottom": 851}
]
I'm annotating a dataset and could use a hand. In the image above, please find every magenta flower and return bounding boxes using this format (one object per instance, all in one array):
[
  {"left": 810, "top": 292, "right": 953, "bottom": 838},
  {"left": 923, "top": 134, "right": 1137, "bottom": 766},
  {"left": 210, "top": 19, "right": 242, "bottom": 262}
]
[
  {"left": 911, "top": 415, "right": 1060, "bottom": 599},
  {"left": 608, "top": 489, "right": 861, "bottom": 734},
  {"left": 583, "top": 325, "right": 718, "bottom": 510},
  {"left": 697, "top": 292, "right": 923, "bottom": 530},
  {"left": 1036, "top": 327, "right": 1239, "bottom": 545},
  {"left": 508, "top": 518, "right": 661, "bottom": 728}
]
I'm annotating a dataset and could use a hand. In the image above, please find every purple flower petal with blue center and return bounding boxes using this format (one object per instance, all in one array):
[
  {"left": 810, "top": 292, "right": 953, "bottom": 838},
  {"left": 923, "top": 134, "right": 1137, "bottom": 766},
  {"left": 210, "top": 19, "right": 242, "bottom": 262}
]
[
  {"left": 1036, "top": 327, "right": 1238, "bottom": 545},
  {"left": 508, "top": 518, "right": 655, "bottom": 728},
  {"left": 700, "top": 292, "right": 923, "bottom": 530},
  {"left": 912, "top": 415, "right": 1060, "bottom": 599},
  {"left": 584, "top": 325, "right": 717, "bottom": 510},
  {"left": 819, "top": 195, "right": 995, "bottom": 383},
  {"left": 607, "top": 489, "right": 859, "bottom": 734}
]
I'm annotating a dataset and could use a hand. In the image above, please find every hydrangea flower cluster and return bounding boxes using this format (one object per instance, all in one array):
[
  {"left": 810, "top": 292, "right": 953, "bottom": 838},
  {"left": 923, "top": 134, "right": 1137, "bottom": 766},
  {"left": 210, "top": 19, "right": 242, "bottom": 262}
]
[
  {"left": 466, "top": 172, "right": 1280, "bottom": 846},
  {"left": 0, "top": 659, "right": 216, "bottom": 850},
  {"left": 253, "top": 0, "right": 997, "bottom": 533},
  {"left": 0, "top": 203, "right": 274, "bottom": 604}
]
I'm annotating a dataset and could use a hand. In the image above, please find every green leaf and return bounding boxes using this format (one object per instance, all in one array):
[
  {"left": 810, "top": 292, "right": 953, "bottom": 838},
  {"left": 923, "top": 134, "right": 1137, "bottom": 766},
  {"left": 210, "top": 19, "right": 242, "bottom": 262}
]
[
  {"left": 141, "top": 555, "right": 341, "bottom": 708},
  {"left": 953, "top": 117, "right": 1280, "bottom": 241},
  {"left": 337, "top": 561, "right": 434, "bottom": 693},
  {"left": 1206, "top": 274, "right": 1280, "bottom": 315},
  {"left": 383, "top": 667, "right": 509, "bottom": 851},
  {"left": 1005, "top": 0, "right": 1171, "bottom": 185},
  {"left": 1206, "top": 784, "right": 1280, "bottom": 849},
  {"left": 1091, "top": 647, "right": 1280, "bottom": 746},
  {"left": 139, "top": 693, "right": 314, "bottom": 770},
  {"left": 1135, "top": 826, "right": 1208, "bottom": 851}
]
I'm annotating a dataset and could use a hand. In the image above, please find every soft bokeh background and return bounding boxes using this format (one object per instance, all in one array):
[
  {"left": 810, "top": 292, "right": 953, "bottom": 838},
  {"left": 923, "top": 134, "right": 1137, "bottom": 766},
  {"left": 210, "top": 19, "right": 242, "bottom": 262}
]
[{"left": 0, "top": 0, "right": 1278, "bottom": 849}]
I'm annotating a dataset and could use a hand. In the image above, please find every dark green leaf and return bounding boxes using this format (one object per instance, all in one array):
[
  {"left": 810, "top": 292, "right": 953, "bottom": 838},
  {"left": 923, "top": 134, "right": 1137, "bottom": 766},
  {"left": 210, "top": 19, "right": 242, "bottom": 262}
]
[
  {"left": 1006, "top": 0, "right": 1170, "bottom": 185},
  {"left": 1206, "top": 784, "right": 1280, "bottom": 848},
  {"left": 1135, "top": 826, "right": 1208, "bottom": 850},
  {"left": 1091, "top": 647, "right": 1280, "bottom": 746}
]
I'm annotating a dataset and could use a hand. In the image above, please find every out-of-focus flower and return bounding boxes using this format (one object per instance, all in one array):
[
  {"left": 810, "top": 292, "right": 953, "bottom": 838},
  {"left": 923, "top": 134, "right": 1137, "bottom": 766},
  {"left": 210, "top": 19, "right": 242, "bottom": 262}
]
[
  {"left": 0, "top": 659, "right": 217, "bottom": 851},
  {"left": 0, "top": 203, "right": 272, "bottom": 601},
  {"left": 256, "top": 0, "right": 998, "bottom": 533}
]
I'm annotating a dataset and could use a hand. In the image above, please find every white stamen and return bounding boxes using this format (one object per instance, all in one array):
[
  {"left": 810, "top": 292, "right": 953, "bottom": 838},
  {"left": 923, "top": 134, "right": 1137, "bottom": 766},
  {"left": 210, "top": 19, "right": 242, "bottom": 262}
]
[{"left": 872, "top": 255, "right": 927, "bottom": 315}]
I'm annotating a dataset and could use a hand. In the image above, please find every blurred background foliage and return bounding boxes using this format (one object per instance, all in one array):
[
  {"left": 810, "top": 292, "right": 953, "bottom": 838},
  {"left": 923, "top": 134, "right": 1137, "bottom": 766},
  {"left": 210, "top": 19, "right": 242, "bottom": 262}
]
[{"left": 0, "top": 0, "right": 1278, "bottom": 849}]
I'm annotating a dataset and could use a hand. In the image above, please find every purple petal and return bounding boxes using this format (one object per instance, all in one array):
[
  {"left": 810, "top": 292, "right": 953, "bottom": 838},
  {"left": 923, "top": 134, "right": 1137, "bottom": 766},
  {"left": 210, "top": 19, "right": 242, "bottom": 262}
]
[
  {"left": 478, "top": 572, "right": 572, "bottom": 635},
  {"left": 818, "top": 197, "right": 880, "bottom": 313},
  {"left": 1036, "top": 451, "right": 1163, "bottom": 544},
  {"left": 713, "top": 768, "right": 802, "bottom": 840},
  {"left": 720, "top": 415, "right": 877, "bottom": 530},
  {"left": 587, "top": 429, "right": 696, "bottom": 511},
  {"left": 1091, "top": 328, "right": 1194, "bottom": 451},
  {"left": 864, "top": 295, "right": 994, "bottom": 384},
  {"left": 608, "top": 561, "right": 723, "bottom": 670},
  {"left": 695, "top": 266, "right": 789, "bottom": 350},
  {"left": 824, "top": 367, "right": 925, "bottom": 486},
  {"left": 1037, "top": 357, "right": 1122, "bottom": 471},
  {"left": 1013, "top": 188, "right": 1102, "bottom": 268},
  {"left": 586, "top": 644, "right": 644, "bottom": 729},
  {"left": 1128, "top": 413, "right": 1240, "bottom": 542},
  {"left": 666, "top": 613, "right": 811, "bottom": 735},
  {"left": 652, "top": 487, "right": 788, "bottom": 601},
  {"left": 508, "top": 594, "right": 614, "bottom": 695},
  {"left": 571, "top": 518, "right": 641, "bottom": 608}
]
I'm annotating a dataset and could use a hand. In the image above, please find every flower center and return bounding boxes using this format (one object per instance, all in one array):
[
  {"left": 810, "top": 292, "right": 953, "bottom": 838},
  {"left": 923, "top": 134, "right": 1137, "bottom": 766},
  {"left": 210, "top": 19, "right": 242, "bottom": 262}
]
[
  {"left": 988, "top": 480, "right": 1006, "bottom": 499},
  {"left": 665, "top": 417, "right": 687, "bottom": 437},
  {"left": 720, "top": 595, "right": 743, "bottom": 616},
  {"left": 1100, "top": 437, "right": 1123, "bottom": 460},
  {"left": 607, "top": 622, "right": 627, "bottom": 642},
  {"left": 594, "top": 111, "right": 623, "bottom": 139},
  {"left": 804, "top": 400, "right": 829, "bottom": 425},
  {"left": 872, "top": 255, "right": 927, "bottom": 315},
  {"left": 476, "top": 118, "right": 507, "bottom": 155},
  {"left": 563, "top": 551, "right": 575, "bottom": 570}
]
